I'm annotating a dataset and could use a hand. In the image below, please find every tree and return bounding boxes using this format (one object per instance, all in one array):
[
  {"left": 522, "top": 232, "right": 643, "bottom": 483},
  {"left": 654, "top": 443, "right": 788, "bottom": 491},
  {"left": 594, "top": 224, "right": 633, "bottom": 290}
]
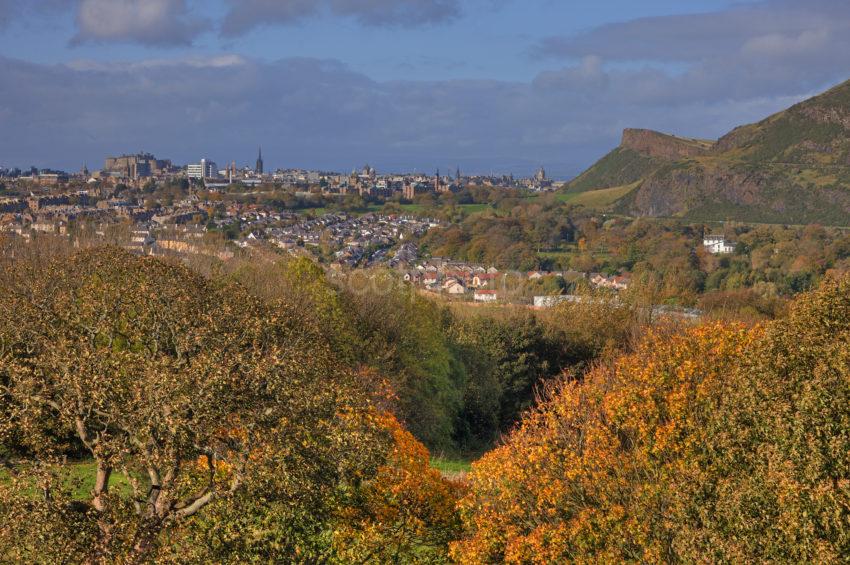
[
  {"left": 0, "top": 248, "right": 387, "bottom": 562},
  {"left": 332, "top": 414, "right": 463, "bottom": 563},
  {"left": 672, "top": 275, "right": 850, "bottom": 562},
  {"left": 451, "top": 323, "right": 751, "bottom": 563},
  {"left": 343, "top": 271, "right": 464, "bottom": 452},
  {"left": 451, "top": 313, "right": 556, "bottom": 444},
  {"left": 454, "top": 275, "right": 850, "bottom": 563}
]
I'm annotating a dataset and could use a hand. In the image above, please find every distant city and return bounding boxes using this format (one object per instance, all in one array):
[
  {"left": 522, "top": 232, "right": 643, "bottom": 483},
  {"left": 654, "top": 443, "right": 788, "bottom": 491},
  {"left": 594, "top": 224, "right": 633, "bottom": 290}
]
[
  {"left": 0, "top": 149, "right": 559, "bottom": 194},
  {"left": 0, "top": 148, "right": 565, "bottom": 282}
]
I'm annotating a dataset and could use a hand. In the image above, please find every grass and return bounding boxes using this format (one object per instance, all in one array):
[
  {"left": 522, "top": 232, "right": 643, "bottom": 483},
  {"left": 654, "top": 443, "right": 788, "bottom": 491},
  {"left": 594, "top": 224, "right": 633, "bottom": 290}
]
[
  {"left": 458, "top": 203, "right": 490, "bottom": 214},
  {"left": 567, "top": 147, "right": 661, "bottom": 193},
  {"left": 6, "top": 456, "right": 474, "bottom": 496},
  {"left": 1, "top": 460, "right": 134, "bottom": 500},
  {"left": 431, "top": 457, "right": 472, "bottom": 479},
  {"left": 558, "top": 182, "right": 640, "bottom": 209}
]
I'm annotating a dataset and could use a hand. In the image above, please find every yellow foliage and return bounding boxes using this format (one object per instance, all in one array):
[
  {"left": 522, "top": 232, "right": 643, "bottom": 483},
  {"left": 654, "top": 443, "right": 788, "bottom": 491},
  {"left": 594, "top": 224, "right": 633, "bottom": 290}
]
[
  {"left": 451, "top": 323, "right": 755, "bottom": 563},
  {"left": 333, "top": 413, "right": 463, "bottom": 563}
]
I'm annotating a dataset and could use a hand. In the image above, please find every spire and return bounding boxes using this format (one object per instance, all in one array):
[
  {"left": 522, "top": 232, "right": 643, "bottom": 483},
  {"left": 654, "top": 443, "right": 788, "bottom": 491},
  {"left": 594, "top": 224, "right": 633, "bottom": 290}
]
[{"left": 255, "top": 146, "right": 264, "bottom": 175}]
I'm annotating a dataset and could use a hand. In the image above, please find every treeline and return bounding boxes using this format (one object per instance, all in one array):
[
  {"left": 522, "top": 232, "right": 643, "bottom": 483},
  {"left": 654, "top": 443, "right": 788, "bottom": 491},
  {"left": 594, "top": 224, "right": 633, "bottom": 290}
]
[
  {"left": 4, "top": 243, "right": 850, "bottom": 562},
  {"left": 420, "top": 196, "right": 577, "bottom": 271},
  {"left": 418, "top": 191, "right": 850, "bottom": 318},
  {"left": 207, "top": 256, "right": 638, "bottom": 454}
]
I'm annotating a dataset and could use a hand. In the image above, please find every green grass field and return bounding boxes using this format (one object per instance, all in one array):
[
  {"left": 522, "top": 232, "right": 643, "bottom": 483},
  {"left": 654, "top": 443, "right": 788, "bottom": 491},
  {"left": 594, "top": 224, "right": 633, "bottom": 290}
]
[
  {"left": 430, "top": 457, "right": 472, "bottom": 476},
  {"left": 458, "top": 203, "right": 491, "bottom": 214},
  {"left": 0, "top": 460, "right": 134, "bottom": 500},
  {"left": 6, "top": 457, "right": 472, "bottom": 496}
]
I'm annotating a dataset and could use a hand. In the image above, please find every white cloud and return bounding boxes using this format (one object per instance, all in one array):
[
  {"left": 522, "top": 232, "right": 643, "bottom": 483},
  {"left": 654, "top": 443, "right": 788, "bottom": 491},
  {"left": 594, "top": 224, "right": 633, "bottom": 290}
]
[{"left": 72, "top": 0, "right": 208, "bottom": 46}]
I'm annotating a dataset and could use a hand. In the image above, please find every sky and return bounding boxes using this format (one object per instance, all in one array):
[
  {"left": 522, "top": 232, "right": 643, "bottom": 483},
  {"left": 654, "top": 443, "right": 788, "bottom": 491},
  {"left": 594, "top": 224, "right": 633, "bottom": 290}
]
[{"left": 2, "top": 0, "right": 850, "bottom": 178}]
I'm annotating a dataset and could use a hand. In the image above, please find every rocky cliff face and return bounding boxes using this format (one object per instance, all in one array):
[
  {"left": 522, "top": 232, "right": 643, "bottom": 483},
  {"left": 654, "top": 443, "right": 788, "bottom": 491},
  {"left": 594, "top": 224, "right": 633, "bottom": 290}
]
[
  {"left": 567, "top": 77, "right": 850, "bottom": 225},
  {"left": 618, "top": 164, "right": 850, "bottom": 225},
  {"left": 620, "top": 129, "right": 711, "bottom": 160}
]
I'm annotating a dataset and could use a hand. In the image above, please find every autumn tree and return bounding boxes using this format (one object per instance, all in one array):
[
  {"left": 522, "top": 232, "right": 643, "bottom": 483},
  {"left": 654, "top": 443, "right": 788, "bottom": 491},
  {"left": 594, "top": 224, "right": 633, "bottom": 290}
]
[
  {"left": 454, "top": 275, "right": 850, "bottom": 563},
  {"left": 332, "top": 414, "right": 463, "bottom": 564},
  {"left": 671, "top": 275, "right": 850, "bottom": 562},
  {"left": 451, "top": 323, "right": 751, "bottom": 563},
  {"left": 0, "top": 248, "right": 392, "bottom": 562}
]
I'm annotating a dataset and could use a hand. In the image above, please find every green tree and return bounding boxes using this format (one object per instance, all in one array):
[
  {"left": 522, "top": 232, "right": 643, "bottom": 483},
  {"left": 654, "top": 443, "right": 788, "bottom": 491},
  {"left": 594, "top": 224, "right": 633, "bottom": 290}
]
[{"left": 0, "top": 248, "right": 389, "bottom": 562}]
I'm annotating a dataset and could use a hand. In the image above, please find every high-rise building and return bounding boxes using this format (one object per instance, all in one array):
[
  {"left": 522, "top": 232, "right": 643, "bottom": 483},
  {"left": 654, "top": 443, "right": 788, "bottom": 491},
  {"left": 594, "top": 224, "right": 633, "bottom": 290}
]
[
  {"left": 256, "top": 147, "right": 264, "bottom": 175},
  {"left": 187, "top": 158, "right": 218, "bottom": 180}
]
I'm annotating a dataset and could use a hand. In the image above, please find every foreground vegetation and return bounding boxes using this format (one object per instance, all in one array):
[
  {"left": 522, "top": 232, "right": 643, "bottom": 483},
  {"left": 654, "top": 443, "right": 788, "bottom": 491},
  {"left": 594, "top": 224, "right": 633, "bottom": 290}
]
[
  {"left": 2, "top": 243, "right": 850, "bottom": 562},
  {"left": 0, "top": 246, "right": 459, "bottom": 563},
  {"left": 453, "top": 277, "right": 850, "bottom": 562}
]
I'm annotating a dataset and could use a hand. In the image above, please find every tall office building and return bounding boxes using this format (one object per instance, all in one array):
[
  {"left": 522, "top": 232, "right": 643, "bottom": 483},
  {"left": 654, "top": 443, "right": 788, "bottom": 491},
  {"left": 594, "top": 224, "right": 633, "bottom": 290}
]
[{"left": 187, "top": 158, "right": 218, "bottom": 180}]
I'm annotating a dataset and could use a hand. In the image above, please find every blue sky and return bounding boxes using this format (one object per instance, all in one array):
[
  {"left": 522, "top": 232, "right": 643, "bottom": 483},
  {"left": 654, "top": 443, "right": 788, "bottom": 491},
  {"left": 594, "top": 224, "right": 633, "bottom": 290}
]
[{"left": 2, "top": 0, "right": 850, "bottom": 177}]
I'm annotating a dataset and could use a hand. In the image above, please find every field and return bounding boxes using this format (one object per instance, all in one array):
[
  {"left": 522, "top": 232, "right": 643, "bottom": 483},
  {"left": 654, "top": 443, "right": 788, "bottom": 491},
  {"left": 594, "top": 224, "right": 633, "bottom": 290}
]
[
  {"left": 557, "top": 182, "right": 640, "bottom": 208},
  {"left": 0, "top": 460, "right": 133, "bottom": 499},
  {"left": 3, "top": 457, "right": 470, "bottom": 497}
]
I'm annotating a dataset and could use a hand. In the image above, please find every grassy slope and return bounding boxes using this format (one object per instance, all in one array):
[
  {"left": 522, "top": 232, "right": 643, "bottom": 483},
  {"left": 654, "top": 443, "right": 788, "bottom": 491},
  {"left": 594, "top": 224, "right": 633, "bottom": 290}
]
[
  {"left": 566, "top": 148, "right": 662, "bottom": 193},
  {"left": 559, "top": 182, "right": 641, "bottom": 209}
]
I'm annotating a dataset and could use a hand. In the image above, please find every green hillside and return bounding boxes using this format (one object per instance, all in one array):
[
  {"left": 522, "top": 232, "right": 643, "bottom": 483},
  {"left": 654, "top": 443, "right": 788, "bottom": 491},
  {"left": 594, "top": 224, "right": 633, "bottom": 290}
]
[
  {"left": 560, "top": 182, "right": 641, "bottom": 209},
  {"left": 565, "top": 77, "right": 850, "bottom": 225},
  {"left": 566, "top": 147, "right": 662, "bottom": 193}
]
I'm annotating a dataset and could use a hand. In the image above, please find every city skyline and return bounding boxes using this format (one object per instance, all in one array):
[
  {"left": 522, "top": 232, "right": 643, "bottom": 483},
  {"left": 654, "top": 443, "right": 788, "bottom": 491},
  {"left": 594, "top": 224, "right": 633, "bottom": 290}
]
[{"left": 3, "top": 1, "right": 850, "bottom": 176}]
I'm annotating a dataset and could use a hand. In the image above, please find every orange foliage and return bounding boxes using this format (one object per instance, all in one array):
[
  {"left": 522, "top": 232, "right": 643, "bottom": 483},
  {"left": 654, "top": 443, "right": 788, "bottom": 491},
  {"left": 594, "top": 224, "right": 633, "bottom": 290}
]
[
  {"left": 333, "top": 413, "right": 463, "bottom": 562},
  {"left": 451, "top": 323, "right": 756, "bottom": 563}
]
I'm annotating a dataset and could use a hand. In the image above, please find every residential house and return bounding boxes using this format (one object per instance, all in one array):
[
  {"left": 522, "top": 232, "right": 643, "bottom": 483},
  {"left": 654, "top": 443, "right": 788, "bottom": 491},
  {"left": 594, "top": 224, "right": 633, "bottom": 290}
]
[
  {"left": 423, "top": 271, "right": 440, "bottom": 286},
  {"left": 474, "top": 289, "right": 499, "bottom": 303},
  {"left": 443, "top": 279, "right": 466, "bottom": 295},
  {"left": 703, "top": 235, "right": 735, "bottom": 255},
  {"left": 471, "top": 273, "right": 499, "bottom": 288},
  {"left": 403, "top": 271, "right": 422, "bottom": 285},
  {"left": 591, "top": 273, "right": 631, "bottom": 291}
]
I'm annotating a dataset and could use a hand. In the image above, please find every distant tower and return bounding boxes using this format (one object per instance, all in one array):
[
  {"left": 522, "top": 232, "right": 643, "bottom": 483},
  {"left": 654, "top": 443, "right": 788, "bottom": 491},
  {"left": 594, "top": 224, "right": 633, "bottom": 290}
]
[
  {"left": 456, "top": 166, "right": 461, "bottom": 181},
  {"left": 535, "top": 166, "right": 546, "bottom": 182},
  {"left": 256, "top": 147, "right": 264, "bottom": 175}
]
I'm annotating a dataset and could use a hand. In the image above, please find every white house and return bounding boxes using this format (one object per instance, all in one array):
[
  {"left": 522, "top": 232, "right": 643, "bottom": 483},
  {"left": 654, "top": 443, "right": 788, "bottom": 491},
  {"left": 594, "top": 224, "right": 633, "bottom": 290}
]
[
  {"left": 534, "top": 295, "right": 571, "bottom": 308},
  {"left": 474, "top": 290, "right": 499, "bottom": 303},
  {"left": 703, "top": 235, "right": 735, "bottom": 255},
  {"left": 443, "top": 279, "right": 466, "bottom": 295}
]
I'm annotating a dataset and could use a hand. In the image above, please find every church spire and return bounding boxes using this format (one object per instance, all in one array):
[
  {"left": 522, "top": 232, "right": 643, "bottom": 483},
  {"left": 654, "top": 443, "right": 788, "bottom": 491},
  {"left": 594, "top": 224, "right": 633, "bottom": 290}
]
[{"left": 256, "top": 146, "right": 264, "bottom": 175}]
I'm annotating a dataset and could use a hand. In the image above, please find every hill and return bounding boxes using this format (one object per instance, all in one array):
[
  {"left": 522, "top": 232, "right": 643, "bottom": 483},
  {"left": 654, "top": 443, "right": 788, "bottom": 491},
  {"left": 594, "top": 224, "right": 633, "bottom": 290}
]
[
  {"left": 567, "top": 129, "right": 711, "bottom": 193},
  {"left": 565, "top": 78, "right": 850, "bottom": 224}
]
